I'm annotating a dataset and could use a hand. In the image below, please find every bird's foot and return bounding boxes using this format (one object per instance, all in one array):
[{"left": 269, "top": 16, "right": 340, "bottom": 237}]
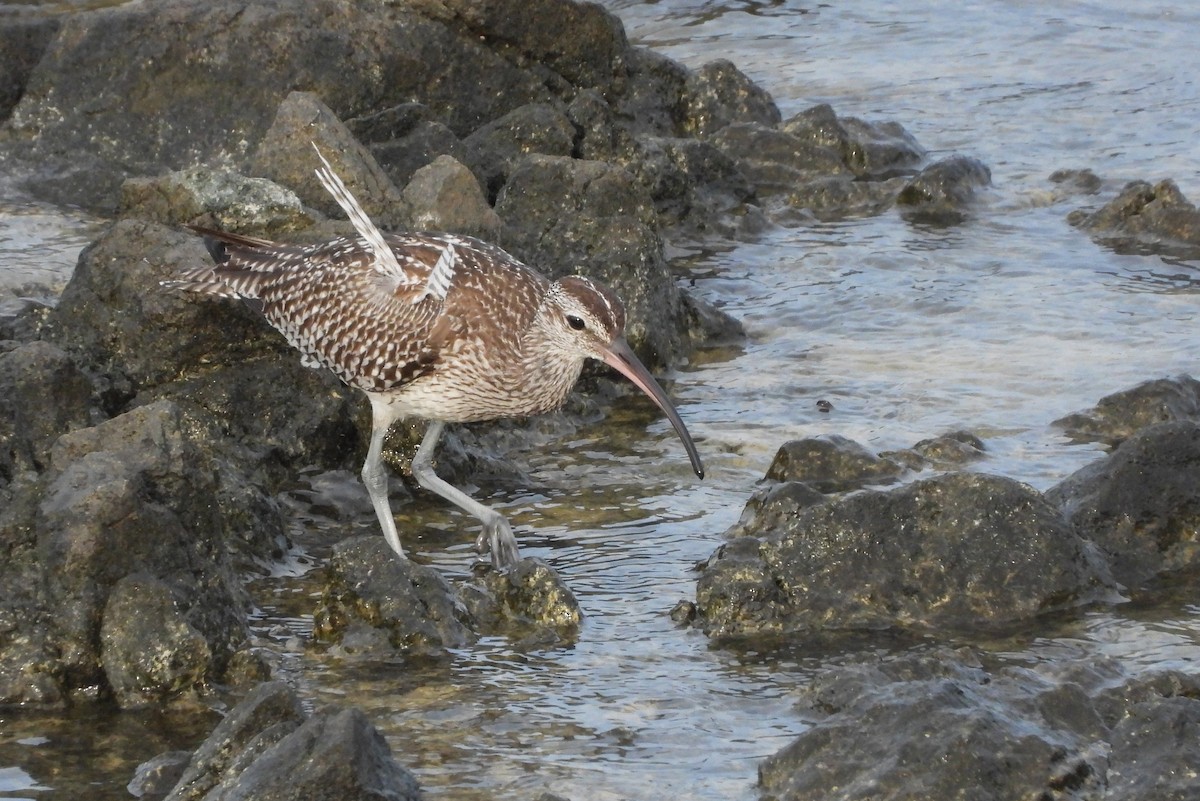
[{"left": 475, "top": 517, "right": 521, "bottom": 571}]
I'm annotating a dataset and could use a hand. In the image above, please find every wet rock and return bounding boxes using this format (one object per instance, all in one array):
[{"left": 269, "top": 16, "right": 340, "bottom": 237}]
[
  {"left": 570, "top": 89, "right": 757, "bottom": 234},
  {"left": 463, "top": 102, "right": 575, "bottom": 199},
  {"left": 1069, "top": 178, "right": 1200, "bottom": 255},
  {"left": 682, "top": 59, "right": 781, "bottom": 138},
  {"left": 634, "top": 136, "right": 759, "bottom": 236},
  {"left": 315, "top": 537, "right": 582, "bottom": 653},
  {"left": 42, "top": 403, "right": 250, "bottom": 666},
  {"left": 1047, "top": 420, "right": 1200, "bottom": 594},
  {"left": 896, "top": 155, "right": 992, "bottom": 222},
  {"left": 460, "top": 558, "right": 583, "bottom": 644},
  {"left": 710, "top": 122, "right": 850, "bottom": 198},
  {"left": 100, "top": 574, "right": 213, "bottom": 709},
  {"left": 3, "top": 0, "right": 549, "bottom": 211},
  {"left": 314, "top": 536, "right": 476, "bottom": 655},
  {"left": 250, "top": 91, "right": 410, "bottom": 229},
  {"left": 782, "top": 103, "right": 926, "bottom": 180},
  {"left": 763, "top": 435, "right": 904, "bottom": 493},
  {"left": 400, "top": 155, "right": 502, "bottom": 241},
  {"left": 1053, "top": 374, "right": 1200, "bottom": 446},
  {"left": 726, "top": 481, "right": 827, "bottom": 539},
  {"left": 695, "top": 472, "right": 1111, "bottom": 639},
  {"left": 47, "top": 220, "right": 274, "bottom": 391},
  {"left": 760, "top": 649, "right": 1172, "bottom": 801},
  {"left": 679, "top": 289, "right": 748, "bottom": 348},
  {"left": 1107, "top": 695, "right": 1200, "bottom": 801},
  {"left": 882, "top": 429, "right": 988, "bottom": 470},
  {"left": 119, "top": 166, "right": 317, "bottom": 235},
  {"left": 0, "top": 341, "right": 97, "bottom": 484},
  {"left": 127, "top": 750, "right": 192, "bottom": 801},
  {"left": 496, "top": 154, "right": 684, "bottom": 366},
  {"left": 162, "top": 680, "right": 307, "bottom": 801}
]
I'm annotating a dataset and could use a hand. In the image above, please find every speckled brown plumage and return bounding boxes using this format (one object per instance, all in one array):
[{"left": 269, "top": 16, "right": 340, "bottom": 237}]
[{"left": 165, "top": 146, "right": 701, "bottom": 571}]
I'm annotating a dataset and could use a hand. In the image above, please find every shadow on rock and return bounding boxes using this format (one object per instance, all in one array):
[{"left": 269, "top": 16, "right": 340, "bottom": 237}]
[{"left": 135, "top": 680, "right": 422, "bottom": 801}]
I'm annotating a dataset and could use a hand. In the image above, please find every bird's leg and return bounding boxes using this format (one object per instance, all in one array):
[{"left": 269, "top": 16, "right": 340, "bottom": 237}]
[
  {"left": 410, "top": 420, "right": 522, "bottom": 571},
  {"left": 362, "top": 403, "right": 406, "bottom": 559}
]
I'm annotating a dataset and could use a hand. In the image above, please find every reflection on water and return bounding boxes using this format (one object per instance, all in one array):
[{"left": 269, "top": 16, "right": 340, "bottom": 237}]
[{"left": 4, "top": 0, "right": 1200, "bottom": 798}]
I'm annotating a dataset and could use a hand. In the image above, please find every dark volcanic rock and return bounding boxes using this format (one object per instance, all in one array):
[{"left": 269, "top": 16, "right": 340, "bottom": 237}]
[
  {"left": 463, "top": 102, "right": 576, "bottom": 200},
  {"left": 314, "top": 536, "right": 582, "bottom": 654},
  {"left": 682, "top": 59, "right": 781, "bottom": 138},
  {"left": 435, "top": 0, "right": 629, "bottom": 92},
  {"left": 1047, "top": 420, "right": 1200, "bottom": 594},
  {"left": 250, "top": 91, "right": 410, "bottom": 229},
  {"left": 101, "top": 573, "right": 214, "bottom": 709},
  {"left": 695, "top": 472, "right": 1111, "bottom": 639},
  {"left": 782, "top": 103, "right": 926, "bottom": 180},
  {"left": 460, "top": 558, "right": 583, "bottom": 643},
  {"left": 186, "top": 706, "right": 422, "bottom": 801},
  {"left": 0, "top": 400, "right": 253, "bottom": 705},
  {"left": 1107, "top": 693, "right": 1200, "bottom": 801},
  {"left": 496, "top": 154, "right": 685, "bottom": 366},
  {"left": 725, "top": 481, "right": 827, "bottom": 539},
  {"left": 0, "top": 341, "right": 97, "bottom": 484},
  {"left": 1069, "top": 178, "right": 1200, "bottom": 256},
  {"left": 400, "top": 155, "right": 503, "bottom": 241},
  {"left": 710, "top": 122, "right": 851, "bottom": 197},
  {"left": 118, "top": 166, "right": 316, "bottom": 235},
  {"left": 45, "top": 219, "right": 361, "bottom": 478},
  {"left": 781, "top": 175, "right": 908, "bottom": 221},
  {"left": 759, "top": 648, "right": 1200, "bottom": 801},
  {"left": 764, "top": 435, "right": 904, "bottom": 493},
  {"left": 2, "top": 0, "right": 549, "bottom": 211},
  {"left": 1053, "top": 374, "right": 1200, "bottom": 446},
  {"left": 611, "top": 47, "right": 690, "bottom": 137},
  {"left": 0, "top": 14, "right": 59, "bottom": 122},
  {"left": 896, "top": 155, "right": 992, "bottom": 222},
  {"left": 314, "top": 536, "right": 476, "bottom": 655},
  {"left": 154, "top": 686, "right": 423, "bottom": 801}
]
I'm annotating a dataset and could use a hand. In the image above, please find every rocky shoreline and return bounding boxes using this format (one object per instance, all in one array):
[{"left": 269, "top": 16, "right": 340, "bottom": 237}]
[{"left": 3, "top": 0, "right": 1200, "bottom": 799}]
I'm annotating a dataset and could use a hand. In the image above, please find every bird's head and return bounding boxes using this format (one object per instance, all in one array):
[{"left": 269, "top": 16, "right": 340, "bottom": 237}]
[{"left": 542, "top": 275, "right": 705, "bottom": 480}]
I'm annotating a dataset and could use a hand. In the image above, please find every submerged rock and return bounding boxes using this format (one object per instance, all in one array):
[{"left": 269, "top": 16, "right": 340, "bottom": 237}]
[
  {"left": 896, "top": 154, "right": 993, "bottom": 222},
  {"left": 1047, "top": 420, "right": 1200, "bottom": 594},
  {"left": 695, "top": 472, "right": 1111, "bottom": 639},
  {"left": 1069, "top": 178, "right": 1200, "bottom": 256}
]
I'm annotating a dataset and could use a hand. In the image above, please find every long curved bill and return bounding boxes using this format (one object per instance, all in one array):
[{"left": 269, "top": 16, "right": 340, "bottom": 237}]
[{"left": 597, "top": 337, "right": 705, "bottom": 479}]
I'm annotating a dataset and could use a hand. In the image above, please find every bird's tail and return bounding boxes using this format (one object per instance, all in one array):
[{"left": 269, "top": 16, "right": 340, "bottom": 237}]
[{"left": 161, "top": 225, "right": 279, "bottom": 299}]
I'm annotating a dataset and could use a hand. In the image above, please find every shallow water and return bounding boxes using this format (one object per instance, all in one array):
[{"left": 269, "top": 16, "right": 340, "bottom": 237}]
[{"left": 4, "top": 1, "right": 1200, "bottom": 799}]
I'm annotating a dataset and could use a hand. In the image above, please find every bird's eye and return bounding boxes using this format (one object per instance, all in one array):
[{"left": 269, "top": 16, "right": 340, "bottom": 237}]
[{"left": 566, "top": 315, "right": 586, "bottom": 331}]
